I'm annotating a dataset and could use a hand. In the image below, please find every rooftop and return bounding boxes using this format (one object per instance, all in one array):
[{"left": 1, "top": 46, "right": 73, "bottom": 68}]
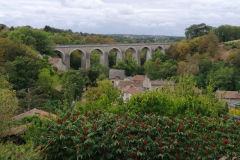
[
  {"left": 109, "top": 69, "right": 125, "bottom": 80},
  {"left": 49, "top": 58, "right": 61, "bottom": 65},
  {"left": 216, "top": 90, "right": 240, "bottom": 99},
  {"left": 121, "top": 85, "right": 142, "bottom": 95},
  {"left": 118, "top": 81, "right": 143, "bottom": 88},
  {"left": 132, "top": 75, "right": 146, "bottom": 81},
  {"left": 13, "top": 108, "right": 57, "bottom": 120},
  {"left": 151, "top": 80, "right": 174, "bottom": 86}
]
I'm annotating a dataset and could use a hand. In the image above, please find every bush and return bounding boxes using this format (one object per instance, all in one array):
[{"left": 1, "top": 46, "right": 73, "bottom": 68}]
[
  {"left": 33, "top": 110, "right": 240, "bottom": 160},
  {"left": 0, "top": 141, "right": 42, "bottom": 159}
]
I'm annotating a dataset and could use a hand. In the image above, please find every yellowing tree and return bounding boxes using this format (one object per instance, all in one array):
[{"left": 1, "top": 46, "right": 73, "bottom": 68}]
[{"left": 176, "top": 42, "right": 190, "bottom": 61}]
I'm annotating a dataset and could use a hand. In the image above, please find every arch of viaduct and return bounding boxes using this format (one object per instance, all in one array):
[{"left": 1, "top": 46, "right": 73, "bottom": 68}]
[{"left": 54, "top": 43, "right": 172, "bottom": 69}]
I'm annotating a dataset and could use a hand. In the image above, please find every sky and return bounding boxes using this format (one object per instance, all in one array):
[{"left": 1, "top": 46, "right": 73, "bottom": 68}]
[{"left": 1, "top": 0, "right": 240, "bottom": 36}]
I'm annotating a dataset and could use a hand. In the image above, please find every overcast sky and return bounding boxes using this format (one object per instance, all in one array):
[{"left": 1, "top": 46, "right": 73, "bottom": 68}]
[{"left": 1, "top": 0, "right": 240, "bottom": 36}]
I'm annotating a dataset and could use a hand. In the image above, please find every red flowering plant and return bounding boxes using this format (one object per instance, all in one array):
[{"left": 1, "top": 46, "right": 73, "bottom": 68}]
[{"left": 33, "top": 111, "right": 240, "bottom": 160}]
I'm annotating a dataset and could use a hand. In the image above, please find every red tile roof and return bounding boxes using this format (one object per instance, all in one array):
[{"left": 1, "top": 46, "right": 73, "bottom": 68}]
[
  {"left": 49, "top": 58, "right": 60, "bottom": 65},
  {"left": 118, "top": 81, "right": 143, "bottom": 88},
  {"left": 132, "top": 75, "right": 145, "bottom": 81},
  {"left": 151, "top": 80, "right": 174, "bottom": 86},
  {"left": 121, "top": 85, "right": 142, "bottom": 95},
  {"left": 216, "top": 90, "right": 240, "bottom": 99},
  {"left": 13, "top": 108, "right": 57, "bottom": 120}
]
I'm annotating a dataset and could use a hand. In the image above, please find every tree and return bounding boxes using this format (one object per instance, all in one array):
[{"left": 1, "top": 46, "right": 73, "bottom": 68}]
[
  {"left": 7, "top": 56, "right": 50, "bottom": 90},
  {"left": 152, "top": 50, "right": 167, "bottom": 62},
  {"left": 185, "top": 23, "right": 212, "bottom": 39},
  {"left": 79, "top": 80, "right": 123, "bottom": 112},
  {"left": 158, "top": 59, "right": 178, "bottom": 79},
  {"left": 176, "top": 42, "right": 190, "bottom": 60},
  {"left": 61, "top": 70, "right": 85, "bottom": 109},
  {"left": 212, "top": 67, "right": 235, "bottom": 90},
  {"left": 144, "top": 60, "right": 158, "bottom": 79},
  {"left": 8, "top": 27, "right": 54, "bottom": 55},
  {"left": 198, "top": 33, "right": 219, "bottom": 55},
  {"left": 0, "top": 76, "right": 18, "bottom": 133}
]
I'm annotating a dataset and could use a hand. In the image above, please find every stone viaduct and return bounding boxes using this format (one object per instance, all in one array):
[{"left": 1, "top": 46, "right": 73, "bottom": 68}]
[{"left": 54, "top": 43, "right": 173, "bottom": 69}]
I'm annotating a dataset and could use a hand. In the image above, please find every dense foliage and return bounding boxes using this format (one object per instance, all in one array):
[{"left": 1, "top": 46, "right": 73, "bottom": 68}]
[
  {"left": 35, "top": 110, "right": 240, "bottom": 160},
  {"left": 0, "top": 141, "right": 42, "bottom": 160}
]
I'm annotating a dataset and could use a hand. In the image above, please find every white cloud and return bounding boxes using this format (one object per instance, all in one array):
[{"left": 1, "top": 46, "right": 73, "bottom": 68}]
[
  {"left": 59, "top": 0, "right": 104, "bottom": 9},
  {"left": 1, "top": 0, "right": 240, "bottom": 36}
]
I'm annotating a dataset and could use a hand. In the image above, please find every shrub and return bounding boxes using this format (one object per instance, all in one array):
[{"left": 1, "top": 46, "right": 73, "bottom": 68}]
[
  {"left": 0, "top": 141, "right": 42, "bottom": 159},
  {"left": 34, "top": 110, "right": 240, "bottom": 160}
]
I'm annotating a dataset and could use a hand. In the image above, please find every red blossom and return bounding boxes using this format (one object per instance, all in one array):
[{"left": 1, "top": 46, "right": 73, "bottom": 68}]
[
  {"left": 156, "top": 118, "right": 158, "bottom": 122},
  {"left": 130, "top": 153, "right": 133, "bottom": 157},
  {"left": 175, "top": 152, "right": 178, "bottom": 159},
  {"left": 144, "top": 140, "right": 147, "bottom": 145},
  {"left": 155, "top": 138, "right": 158, "bottom": 142},
  {"left": 82, "top": 136, "right": 84, "bottom": 141},
  {"left": 64, "top": 117, "right": 66, "bottom": 121},
  {"left": 212, "top": 143, "right": 215, "bottom": 147},
  {"left": 159, "top": 128, "right": 161, "bottom": 132},
  {"left": 77, "top": 111, "right": 79, "bottom": 115},
  {"left": 118, "top": 142, "right": 122, "bottom": 147},
  {"left": 223, "top": 138, "right": 228, "bottom": 145},
  {"left": 159, "top": 148, "right": 162, "bottom": 152},
  {"left": 76, "top": 146, "right": 78, "bottom": 151},
  {"left": 47, "top": 124, "right": 49, "bottom": 128},
  {"left": 61, "top": 130, "right": 64, "bottom": 135},
  {"left": 160, "top": 141, "right": 162, "bottom": 146},
  {"left": 129, "top": 133, "right": 132, "bottom": 140},
  {"left": 99, "top": 110, "right": 101, "bottom": 114},
  {"left": 101, "top": 139, "right": 103, "bottom": 143},
  {"left": 84, "top": 144, "right": 87, "bottom": 149},
  {"left": 139, "top": 147, "right": 142, "bottom": 152},
  {"left": 178, "top": 141, "right": 181, "bottom": 146},
  {"left": 72, "top": 117, "right": 76, "bottom": 122},
  {"left": 176, "top": 127, "right": 178, "bottom": 132},
  {"left": 138, "top": 135, "right": 140, "bottom": 139},
  {"left": 69, "top": 113, "right": 71, "bottom": 117},
  {"left": 125, "top": 115, "right": 128, "bottom": 119},
  {"left": 206, "top": 150, "right": 210, "bottom": 155},
  {"left": 171, "top": 116, "right": 174, "bottom": 121}
]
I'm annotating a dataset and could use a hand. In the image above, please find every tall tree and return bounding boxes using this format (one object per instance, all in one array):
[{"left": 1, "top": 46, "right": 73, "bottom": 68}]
[{"left": 185, "top": 23, "right": 212, "bottom": 39}]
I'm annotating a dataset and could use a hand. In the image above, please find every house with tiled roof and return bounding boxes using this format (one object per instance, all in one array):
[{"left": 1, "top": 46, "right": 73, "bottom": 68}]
[
  {"left": 49, "top": 58, "right": 67, "bottom": 71},
  {"left": 109, "top": 69, "right": 126, "bottom": 88},
  {"left": 120, "top": 85, "right": 142, "bottom": 101},
  {"left": 150, "top": 80, "right": 174, "bottom": 91},
  {"left": 13, "top": 108, "right": 57, "bottom": 120},
  {"left": 216, "top": 90, "right": 240, "bottom": 109},
  {"left": 216, "top": 91, "right": 240, "bottom": 101}
]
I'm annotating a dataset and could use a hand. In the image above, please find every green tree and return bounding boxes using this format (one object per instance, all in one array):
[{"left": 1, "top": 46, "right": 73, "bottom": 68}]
[
  {"left": 78, "top": 79, "right": 123, "bottom": 112},
  {"left": 7, "top": 56, "right": 50, "bottom": 90},
  {"left": 212, "top": 67, "right": 235, "bottom": 90},
  {"left": 185, "top": 23, "right": 212, "bottom": 39},
  {"left": 152, "top": 50, "right": 167, "bottom": 62},
  {"left": 8, "top": 27, "right": 54, "bottom": 55},
  {"left": 61, "top": 70, "right": 84, "bottom": 110},
  {"left": 0, "top": 77, "right": 18, "bottom": 133},
  {"left": 158, "top": 59, "right": 178, "bottom": 79}
]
